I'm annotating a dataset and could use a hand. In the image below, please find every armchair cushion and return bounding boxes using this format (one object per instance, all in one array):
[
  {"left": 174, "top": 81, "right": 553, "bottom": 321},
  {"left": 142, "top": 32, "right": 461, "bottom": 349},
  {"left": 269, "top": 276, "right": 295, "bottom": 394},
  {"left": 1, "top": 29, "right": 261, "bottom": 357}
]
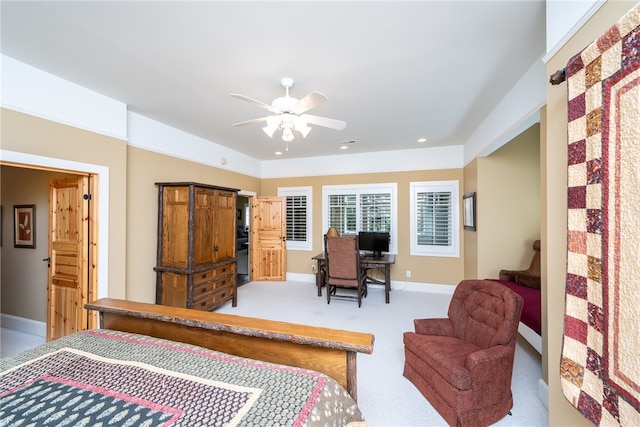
[
  {"left": 448, "top": 280, "right": 522, "bottom": 349},
  {"left": 403, "top": 333, "right": 478, "bottom": 390},
  {"left": 414, "top": 318, "right": 453, "bottom": 336}
]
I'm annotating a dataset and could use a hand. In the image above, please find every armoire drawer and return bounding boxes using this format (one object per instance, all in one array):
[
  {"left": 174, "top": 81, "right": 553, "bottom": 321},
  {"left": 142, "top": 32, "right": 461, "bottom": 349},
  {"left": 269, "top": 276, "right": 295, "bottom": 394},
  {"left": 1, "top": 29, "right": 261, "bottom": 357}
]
[
  {"left": 211, "top": 287, "right": 234, "bottom": 305},
  {"left": 193, "top": 284, "right": 235, "bottom": 311},
  {"left": 193, "top": 275, "right": 234, "bottom": 298},
  {"left": 193, "top": 263, "right": 236, "bottom": 285}
]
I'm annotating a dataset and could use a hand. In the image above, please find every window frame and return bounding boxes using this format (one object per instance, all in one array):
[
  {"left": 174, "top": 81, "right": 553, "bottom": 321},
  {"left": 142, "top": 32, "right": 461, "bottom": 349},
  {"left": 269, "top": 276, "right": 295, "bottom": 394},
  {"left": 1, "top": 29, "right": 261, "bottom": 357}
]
[
  {"left": 322, "top": 183, "right": 397, "bottom": 254},
  {"left": 278, "top": 186, "right": 313, "bottom": 251},
  {"left": 410, "top": 180, "right": 460, "bottom": 257}
]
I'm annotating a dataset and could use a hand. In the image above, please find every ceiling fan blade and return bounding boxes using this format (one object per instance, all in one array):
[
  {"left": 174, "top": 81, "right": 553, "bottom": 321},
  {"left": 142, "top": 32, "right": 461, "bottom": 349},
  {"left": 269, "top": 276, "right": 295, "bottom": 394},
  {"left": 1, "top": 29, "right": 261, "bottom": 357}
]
[
  {"left": 290, "top": 91, "right": 328, "bottom": 115},
  {"left": 302, "top": 114, "right": 346, "bottom": 130},
  {"left": 232, "top": 117, "right": 269, "bottom": 127},
  {"left": 230, "top": 94, "right": 278, "bottom": 113}
]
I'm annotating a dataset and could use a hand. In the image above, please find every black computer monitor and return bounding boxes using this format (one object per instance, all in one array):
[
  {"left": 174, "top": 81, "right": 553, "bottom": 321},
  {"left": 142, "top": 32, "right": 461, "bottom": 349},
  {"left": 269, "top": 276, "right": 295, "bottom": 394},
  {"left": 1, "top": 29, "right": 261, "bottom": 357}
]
[{"left": 358, "top": 231, "right": 390, "bottom": 258}]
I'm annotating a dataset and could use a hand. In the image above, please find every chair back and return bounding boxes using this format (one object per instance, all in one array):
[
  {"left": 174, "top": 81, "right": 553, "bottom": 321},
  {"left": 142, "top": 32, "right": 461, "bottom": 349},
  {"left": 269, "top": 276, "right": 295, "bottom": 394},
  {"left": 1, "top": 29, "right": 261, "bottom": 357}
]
[
  {"left": 325, "top": 235, "right": 361, "bottom": 287},
  {"left": 447, "top": 279, "right": 523, "bottom": 349}
]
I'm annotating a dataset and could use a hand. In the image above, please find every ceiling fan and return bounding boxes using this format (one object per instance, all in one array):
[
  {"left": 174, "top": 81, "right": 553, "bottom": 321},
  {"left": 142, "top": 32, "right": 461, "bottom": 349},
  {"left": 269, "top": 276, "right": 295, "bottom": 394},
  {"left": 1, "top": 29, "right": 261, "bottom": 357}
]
[{"left": 230, "top": 78, "right": 346, "bottom": 148}]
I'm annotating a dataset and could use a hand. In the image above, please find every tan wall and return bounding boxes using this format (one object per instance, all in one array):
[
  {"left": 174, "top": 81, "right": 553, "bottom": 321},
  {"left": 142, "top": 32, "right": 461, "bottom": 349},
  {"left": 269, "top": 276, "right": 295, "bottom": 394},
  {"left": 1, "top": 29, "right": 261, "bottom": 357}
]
[
  {"left": 125, "top": 147, "right": 261, "bottom": 303},
  {"left": 477, "top": 124, "right": 541, "bottom": 279},
  {"left": 463, "top": 124, "right": 540, "bottom": 280},
  {"left": 261, "top": 169, "right": 466, "bottom": 287},
  {"left": 1, "top": 108, "right": 128, "bottom": 300},
  {"left": 0, "top": 166, "right": 75, "bottom": 321},
  {"left": 545, "top": 1, "right": 634, "bottom": 425}
]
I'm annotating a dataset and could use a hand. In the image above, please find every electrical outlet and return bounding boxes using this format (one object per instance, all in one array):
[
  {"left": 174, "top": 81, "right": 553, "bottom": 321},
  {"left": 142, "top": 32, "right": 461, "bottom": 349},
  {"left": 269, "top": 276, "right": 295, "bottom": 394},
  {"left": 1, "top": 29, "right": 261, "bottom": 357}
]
[{"left": 406, "top": 270, "right": 411, "bottom": 278}]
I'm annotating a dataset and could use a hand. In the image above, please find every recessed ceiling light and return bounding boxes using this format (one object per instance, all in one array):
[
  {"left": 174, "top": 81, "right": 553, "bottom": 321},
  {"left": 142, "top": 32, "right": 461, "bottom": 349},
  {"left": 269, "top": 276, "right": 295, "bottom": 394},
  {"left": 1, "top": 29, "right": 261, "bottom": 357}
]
[
  {"left": 417, "top": 138, "right": 427, "bottom": 143},
  {"left": 275, "top": 151, "right": 283, "bottom": 156},
  {"left": 340, "top": 140, "right": 356, "bottom": 150}
]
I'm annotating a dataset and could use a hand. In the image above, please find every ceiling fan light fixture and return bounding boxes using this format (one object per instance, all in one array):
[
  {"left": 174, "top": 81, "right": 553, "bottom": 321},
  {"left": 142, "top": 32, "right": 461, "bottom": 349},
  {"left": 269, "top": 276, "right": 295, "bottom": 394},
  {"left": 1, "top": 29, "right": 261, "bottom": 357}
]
[
  {"left": 282, "top": 127, "right": 294, "bottom": 142},
  {"left": 232, "top": 78, "right": 346, "bottom": 150},
  {"left": 262, "top": 124, "right": 277, "bottom": 138},
  {"left": 293, "top": 116, "right": 311, "bottom": 138},
  {"left": 298, "top": 126, "right": 311, "bottom": 138},
  {"left": 263, "top": 115, "right": 281, "bottom": 138}
]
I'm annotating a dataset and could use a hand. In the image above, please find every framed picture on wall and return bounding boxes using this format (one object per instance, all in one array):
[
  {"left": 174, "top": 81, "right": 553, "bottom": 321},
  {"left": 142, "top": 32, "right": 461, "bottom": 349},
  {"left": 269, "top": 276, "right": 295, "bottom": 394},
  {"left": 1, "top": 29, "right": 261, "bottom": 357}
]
[
  {"left": 463, "top": 192, "right": 476, "bottom": 231},
  {"left": 14, "top": 204, "right": 36, "bottom": 248}
]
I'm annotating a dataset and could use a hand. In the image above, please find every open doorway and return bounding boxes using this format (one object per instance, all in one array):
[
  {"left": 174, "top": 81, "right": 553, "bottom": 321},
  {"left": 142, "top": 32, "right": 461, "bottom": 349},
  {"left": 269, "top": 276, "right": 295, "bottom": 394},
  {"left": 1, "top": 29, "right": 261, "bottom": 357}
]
[
  {"left": 0, "top": 164, "right": 99, "bottom": 342},
  {"left": 236, "top": 194, "right": 251, "bottom": 286}
]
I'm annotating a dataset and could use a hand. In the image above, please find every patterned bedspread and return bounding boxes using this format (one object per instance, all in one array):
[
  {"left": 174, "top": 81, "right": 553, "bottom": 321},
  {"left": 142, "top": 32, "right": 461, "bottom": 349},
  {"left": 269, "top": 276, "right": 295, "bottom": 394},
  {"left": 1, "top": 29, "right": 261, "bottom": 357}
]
[{"left": 0, "top": 329, "right": 366, "bottom": 426}]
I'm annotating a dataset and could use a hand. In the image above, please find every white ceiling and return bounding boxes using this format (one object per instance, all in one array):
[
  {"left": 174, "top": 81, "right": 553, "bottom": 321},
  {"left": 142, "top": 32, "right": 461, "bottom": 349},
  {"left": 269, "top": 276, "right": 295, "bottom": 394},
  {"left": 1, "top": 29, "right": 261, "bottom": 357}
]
[{"left": 1, "top": 1, "right": 545, "bottom": 161}]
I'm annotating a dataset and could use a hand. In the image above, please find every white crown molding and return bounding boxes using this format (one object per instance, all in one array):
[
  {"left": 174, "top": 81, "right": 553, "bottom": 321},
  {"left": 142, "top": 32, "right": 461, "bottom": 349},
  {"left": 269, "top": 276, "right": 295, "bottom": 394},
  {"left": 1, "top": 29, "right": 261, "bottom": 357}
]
[
  {"left": 127, "top": 112, "right": 262, "bottom": 178},
  {"left": 543, "top": 0, "right": 607, "bottom": 63},
  {"left": 1, "top": 55, "right": 127, "bottom": 141}
]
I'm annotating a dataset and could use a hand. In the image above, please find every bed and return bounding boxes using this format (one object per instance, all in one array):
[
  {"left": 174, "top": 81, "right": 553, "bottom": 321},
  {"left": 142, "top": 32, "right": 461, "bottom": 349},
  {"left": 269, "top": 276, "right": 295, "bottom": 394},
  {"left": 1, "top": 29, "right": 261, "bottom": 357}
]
[
  {"left": 488, "top": 279, "right": 541, "bottom": 353},
  {"left": 0, "top": 298, "right": 374, "bottom": 426}
]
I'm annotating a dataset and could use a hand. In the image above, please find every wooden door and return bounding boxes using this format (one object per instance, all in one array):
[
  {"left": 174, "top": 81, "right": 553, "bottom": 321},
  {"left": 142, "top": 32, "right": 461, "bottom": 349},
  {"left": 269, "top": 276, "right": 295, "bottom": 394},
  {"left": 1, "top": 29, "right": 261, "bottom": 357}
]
[
  {"left": 47, "top": 176, "right": 96, "bottom": 340},
  {"left": 213, "top": 189, "right": 236, "bottom": 261},
  {"left": 160, "top": 185, "right": 190, "bottom": 268},
  {"left": 193, "top": 187, "right": 217, "bottom": 267},
  {"left": 250, "top": 197, "right": 286, "bottom": 281}
]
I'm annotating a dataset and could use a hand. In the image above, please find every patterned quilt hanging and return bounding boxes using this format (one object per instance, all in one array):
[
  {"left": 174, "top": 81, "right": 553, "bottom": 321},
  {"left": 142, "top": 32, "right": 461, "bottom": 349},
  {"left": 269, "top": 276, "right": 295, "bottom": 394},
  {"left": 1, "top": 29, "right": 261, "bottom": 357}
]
[{"left": 561, "top": 2, "right": 640, "bottom": 425}]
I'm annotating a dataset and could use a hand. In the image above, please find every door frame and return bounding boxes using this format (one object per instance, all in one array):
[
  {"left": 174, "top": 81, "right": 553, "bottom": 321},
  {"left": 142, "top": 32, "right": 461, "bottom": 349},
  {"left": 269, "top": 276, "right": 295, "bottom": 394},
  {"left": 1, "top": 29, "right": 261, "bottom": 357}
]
[
  {"left": 238, "top": 190, "right": 256, "bottom": 281},
  {"left": 1, "top": 149, "right": 109, "bottom": 298}
]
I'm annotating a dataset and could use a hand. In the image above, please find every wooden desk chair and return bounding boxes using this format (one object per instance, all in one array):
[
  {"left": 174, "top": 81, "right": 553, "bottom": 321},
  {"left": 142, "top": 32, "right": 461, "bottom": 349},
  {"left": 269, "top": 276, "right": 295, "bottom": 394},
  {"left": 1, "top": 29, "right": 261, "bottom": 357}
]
[{"left": 324, "top": 235, "right": 368, "bottom": 307}]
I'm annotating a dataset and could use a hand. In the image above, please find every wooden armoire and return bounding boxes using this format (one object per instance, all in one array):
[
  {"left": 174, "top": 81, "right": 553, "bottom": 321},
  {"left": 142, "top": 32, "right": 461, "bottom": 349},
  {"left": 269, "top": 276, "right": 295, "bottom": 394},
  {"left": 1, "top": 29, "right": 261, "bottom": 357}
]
[{"left": 154, "top": 182, "right": 239, "bottom": 311}]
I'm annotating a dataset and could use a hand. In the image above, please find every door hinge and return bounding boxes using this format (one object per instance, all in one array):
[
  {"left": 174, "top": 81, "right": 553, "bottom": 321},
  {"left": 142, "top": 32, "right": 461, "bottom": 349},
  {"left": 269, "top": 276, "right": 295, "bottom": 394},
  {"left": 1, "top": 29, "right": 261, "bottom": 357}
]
[{"left": 83, "top": 194, "right": 92, "bottom": 200}]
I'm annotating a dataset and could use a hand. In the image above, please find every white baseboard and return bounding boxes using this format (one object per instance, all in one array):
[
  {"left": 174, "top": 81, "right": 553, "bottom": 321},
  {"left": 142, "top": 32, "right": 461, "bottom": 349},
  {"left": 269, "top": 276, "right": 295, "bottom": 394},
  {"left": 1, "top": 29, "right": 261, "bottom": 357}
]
[
  {"left": 538, "top": 378, "right": 549, "bottom": 410},
  {"left": 394, "top": 281, "right": 455, "bottom": 294},
  {"left": 286, "top": 272, "right": 458, "bottom": 294},
  {"left": 0, "top": 313, "right": 46, "bottom": 338},
  {"left": 286, "top": 272, "right": 316, "bottom": 283},
  {"left": 518, "top": 322, "right": 542, "bottom": 354}
]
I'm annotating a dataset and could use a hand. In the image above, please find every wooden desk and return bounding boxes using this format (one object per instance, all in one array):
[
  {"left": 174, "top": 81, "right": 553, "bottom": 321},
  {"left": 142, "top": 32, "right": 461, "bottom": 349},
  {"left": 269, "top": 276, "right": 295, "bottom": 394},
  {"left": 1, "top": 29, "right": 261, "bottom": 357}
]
[{"left": 312, "top": 252, "right": 396, "bottom": 303}]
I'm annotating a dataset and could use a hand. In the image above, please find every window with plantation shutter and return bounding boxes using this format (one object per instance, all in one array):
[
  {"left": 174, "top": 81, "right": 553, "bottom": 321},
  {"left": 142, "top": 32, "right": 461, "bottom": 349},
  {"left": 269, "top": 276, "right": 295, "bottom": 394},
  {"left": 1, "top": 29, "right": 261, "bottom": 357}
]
[
  {"left": 278, "top": 187, "right": 312, "bottom": 250},
  {"left": 286, "top": 195, "right": 307, "bottom": 240},
  {"left": 410, "top": 181, "right": 460, "bottom": 257},
  {"left": 360, "top": 193, "right": 391, "bottom": 233},
  {"left": 328, "top": 194, "right": 356, "bottom": 235},
  {"left": 323, "top": 183, "right": 397, "bottom": 253}
]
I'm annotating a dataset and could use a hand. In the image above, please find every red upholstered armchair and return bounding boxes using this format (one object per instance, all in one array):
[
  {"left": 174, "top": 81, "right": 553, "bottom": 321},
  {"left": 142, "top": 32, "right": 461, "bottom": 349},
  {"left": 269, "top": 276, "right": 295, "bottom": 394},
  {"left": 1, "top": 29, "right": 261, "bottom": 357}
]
[{"left": 403, "top": 279, "right": 524, "bottom": 426}]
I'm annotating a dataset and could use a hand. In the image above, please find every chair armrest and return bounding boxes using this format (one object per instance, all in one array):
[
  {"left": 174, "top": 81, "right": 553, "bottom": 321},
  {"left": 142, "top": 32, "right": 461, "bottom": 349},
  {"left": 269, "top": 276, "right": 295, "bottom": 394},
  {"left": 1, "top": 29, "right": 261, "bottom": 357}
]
[
  {"left": 465, "top": 345, "right": 515, "bottom": 405},
  {"left": 414, "top": 318, "right": 453, "bottom": 336}
]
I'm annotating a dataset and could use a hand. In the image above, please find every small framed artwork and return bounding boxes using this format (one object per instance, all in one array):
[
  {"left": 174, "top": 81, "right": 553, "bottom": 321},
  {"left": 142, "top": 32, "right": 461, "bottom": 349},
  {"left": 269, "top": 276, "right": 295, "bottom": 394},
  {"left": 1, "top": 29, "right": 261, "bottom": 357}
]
[
  {"left": 463, "top": 192, "right": 476, "bottom": 231},
  {"left": 14, "top": 204, "right": 36, "bottom": 248},
  {"left": 237, "top": 208, "right": 242, "bottom": 220}
]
